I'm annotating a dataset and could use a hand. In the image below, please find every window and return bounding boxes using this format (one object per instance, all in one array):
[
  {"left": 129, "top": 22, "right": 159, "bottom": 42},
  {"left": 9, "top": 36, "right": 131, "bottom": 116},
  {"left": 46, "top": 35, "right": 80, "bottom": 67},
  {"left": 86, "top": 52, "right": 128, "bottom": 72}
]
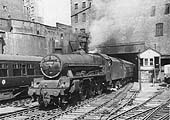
[
  {"left": 75, "top": 28, "right": 78, "bottom": 32},
  {"left": 0, "top": 64, "right": 8, "bottom": 77},
  {"left": 22, "top": 64, "right": 26, "bottom": 75},
  {"left": 82, "top": 13, "right": 86, "bottom": 22},
  {"left": 145, "top": 59, "right": 148, "bottom": 66},
  {"left": 156, "top": 23, "right": 163, "bottom": 36},
  {"left": 75, "top": 3, "right": 78, "bottom": 9},
  {"left": 3, "top": 5, "right": 7, "bottom": 11},
  {"left": 82, "top": 2, "right": 86, "bottom": 8},
  {"left": 140, "top": 58, "right": 143, "bottom": 66},
  {"left": 60, "top": 33, "right": 64, "bottom": 40},
  {"left": 37, "top": 30, "right": 39, "bottom": 34},
  {"left": 27, "top": 64, "right": 34, "bottom": 75},
  {"left": 165, "top": 3, "right": 170, "bottom": 14},
  {"left": 13, "top": 64, "right": 22, "bottom": 76},
  {"left": 151, "top": 6, "right": 156, "bottom": 16},
  {"left": 89, "top": 2, "right": 91, "bottom": 7},
  {"left": 75, "top": 14, "right": 78, "bottom": 23},
  {"left": 150, "top": 58, "right": 153, "bottom": 66},
  {"left": 80, "top": 28, "right": 86, "bottom": 33}
]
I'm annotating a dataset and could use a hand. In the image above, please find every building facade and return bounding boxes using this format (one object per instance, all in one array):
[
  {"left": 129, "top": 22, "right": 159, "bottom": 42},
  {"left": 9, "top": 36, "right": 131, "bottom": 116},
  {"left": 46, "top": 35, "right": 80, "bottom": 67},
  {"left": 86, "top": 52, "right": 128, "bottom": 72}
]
[
  {"left": 70, "top": 0, "right": 170, "bottom": 64},
  {"left": 23, "top": 0, "right": 43, "bottom": 23},
  {"left": 0, "top": 18, "right": 72, "bottom": 57},
  {"left": 0, "top": 0, "right": 72, "bottom": 56},
  {"left": 0, "top": 0, "right": 27, "bottom": 20},
  {"left": 71, "top": 0, "right": 93, "bottom": 33}
]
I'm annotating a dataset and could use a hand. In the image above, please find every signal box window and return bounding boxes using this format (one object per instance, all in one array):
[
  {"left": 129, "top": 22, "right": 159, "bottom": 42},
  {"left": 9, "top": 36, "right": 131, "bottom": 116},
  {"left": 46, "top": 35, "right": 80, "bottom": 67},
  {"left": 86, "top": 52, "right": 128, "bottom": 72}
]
[
  {"left": 150, "top": 58, "right": 153, "bottom": 66},
  {"left": 156, "top": 23, "right": 163, "bottom": 36},
  {"left": 165, "top": 3, "right": 170, "bottom": 14},
  {"left": 140, "top": 58, "right": 143, "bottom": 66},
  {"left": 0, "top": 64, "right": 8, "bottom": 77},
  {"left": 27, "top": 64, "right": 34, "bottom": 75},
  {"left": 13, "top": 64, "right": 22, "bottom": 76},
  {"left": 145, "top": 59, "right": 148, "bottom": 66}
]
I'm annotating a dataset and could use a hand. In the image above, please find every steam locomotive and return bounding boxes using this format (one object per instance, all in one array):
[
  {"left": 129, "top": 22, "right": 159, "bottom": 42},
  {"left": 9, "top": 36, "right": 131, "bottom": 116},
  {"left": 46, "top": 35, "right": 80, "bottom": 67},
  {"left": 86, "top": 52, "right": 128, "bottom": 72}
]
[
  {"left": 28, "top": 51, "right": 135, "bottom": 107},
  {"left": 0, "top": 54, "right": 42, "bottom": 101}
]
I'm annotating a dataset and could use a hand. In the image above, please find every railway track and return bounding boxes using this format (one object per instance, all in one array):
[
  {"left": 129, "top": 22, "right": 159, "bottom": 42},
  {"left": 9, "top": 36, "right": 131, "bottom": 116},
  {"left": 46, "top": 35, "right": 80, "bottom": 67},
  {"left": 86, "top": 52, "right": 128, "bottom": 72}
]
[
  {"left": 106, "top": 86, "right": 169, "bottom": 120},
  {"left": 142, "top": 99, "right": 170, "bottom": 120},
  {"left": 0, "top": 88, "right": 110, "bottom": 120},
  {"left": 0, "top": 83, "right": 134, "bottom": 120},
  {"left": 56, "top": 83, "right": 134, "bottom": 120},
  {"left": 0, "top": 97, "right": 32, "bottom": 108}
]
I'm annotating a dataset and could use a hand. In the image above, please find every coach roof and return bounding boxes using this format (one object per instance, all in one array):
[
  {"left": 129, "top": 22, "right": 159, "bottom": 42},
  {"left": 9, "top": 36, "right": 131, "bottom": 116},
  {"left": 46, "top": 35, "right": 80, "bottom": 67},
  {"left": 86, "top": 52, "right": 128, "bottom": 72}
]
[{"left": 0, "top": 54, "right": 42, "bottom": 61}]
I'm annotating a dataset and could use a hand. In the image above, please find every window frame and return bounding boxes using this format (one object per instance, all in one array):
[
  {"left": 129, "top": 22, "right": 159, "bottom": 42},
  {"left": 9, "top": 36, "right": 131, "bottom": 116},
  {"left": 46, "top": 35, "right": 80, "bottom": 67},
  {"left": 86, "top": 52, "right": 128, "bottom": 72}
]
[
  {"left": 0, "top": 63, "right": 8, "bottom": 77},
  {"left": 144, "top": 58, "right": 149, "bottom": 66},
  {"left": 151, "top": 6, "right": 156, "bottom": 16},
  {"left": 155, "top": 23, "right": 163, "bottom": 37},
  {"left": 75, "top": 3, "right": 78, "bottom": 9},
  {"left": 150, "top": 58, "right": 154, "bottom": 66},
  {"left": 82, "top": 2, "right": 86, "bottom": 8},
  {"left": 13, "top": 63, "right": 22, "bottom": 76},
  {"left": 75, "top": 14, "right": 78, "bottom": 23},
  {"left": 82, "top": 13, "right": 86, "bottom": 22},
  {"left": 165, "top": 3, "right": 170, "bottom": 14}
]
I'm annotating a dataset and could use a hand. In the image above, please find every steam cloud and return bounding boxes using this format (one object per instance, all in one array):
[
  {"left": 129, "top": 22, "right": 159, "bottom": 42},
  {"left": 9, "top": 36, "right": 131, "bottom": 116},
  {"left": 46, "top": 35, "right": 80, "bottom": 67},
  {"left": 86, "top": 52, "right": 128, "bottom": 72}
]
[{"left": 89, "top": 0, "right": 150, "bottom": 49}]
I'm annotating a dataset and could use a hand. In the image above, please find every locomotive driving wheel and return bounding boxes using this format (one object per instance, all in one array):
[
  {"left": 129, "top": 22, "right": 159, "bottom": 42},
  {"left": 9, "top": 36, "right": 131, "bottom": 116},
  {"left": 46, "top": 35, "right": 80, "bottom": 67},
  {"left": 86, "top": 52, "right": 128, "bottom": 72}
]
[
  {"left": 79, "top": 84, "right": 88, "bottom": 101},
  {"left": 96, "top": 83, "right": 103, "bottom": 95},
  {"left": 79, "top": 80, "right": 91, "bottom": 100}
]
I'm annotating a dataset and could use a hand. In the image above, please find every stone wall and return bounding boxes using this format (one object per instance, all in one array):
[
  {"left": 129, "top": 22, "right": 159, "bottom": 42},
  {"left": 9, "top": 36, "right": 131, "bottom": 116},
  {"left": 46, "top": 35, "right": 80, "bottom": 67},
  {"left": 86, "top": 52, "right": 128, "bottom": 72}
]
[{"left": 0, "top": 0, "right": 26, "bottom": 20}]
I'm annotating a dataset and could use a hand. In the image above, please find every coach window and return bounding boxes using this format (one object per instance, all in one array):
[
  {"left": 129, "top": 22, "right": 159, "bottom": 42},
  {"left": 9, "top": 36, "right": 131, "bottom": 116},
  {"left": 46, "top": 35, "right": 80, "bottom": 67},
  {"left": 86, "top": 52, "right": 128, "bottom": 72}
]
[
  {"left": 13, "top": 64, "right": 22, "bottom": 76},
  {"left": 22, "top": 64, "right": 27, "bottom": 75},
  {"left": 27, "top": 64, "right": 34, "bottom": 75},
  {"left": 0, "top": 64, "right": 8, "bottom": 77}
]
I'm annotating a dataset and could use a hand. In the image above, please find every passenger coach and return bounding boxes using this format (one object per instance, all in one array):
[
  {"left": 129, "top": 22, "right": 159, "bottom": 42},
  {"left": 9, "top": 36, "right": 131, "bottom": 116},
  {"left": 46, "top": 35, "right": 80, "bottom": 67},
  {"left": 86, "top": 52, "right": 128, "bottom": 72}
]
[{"left": 0, "top": 54, "right": 43, "bottom": 101}]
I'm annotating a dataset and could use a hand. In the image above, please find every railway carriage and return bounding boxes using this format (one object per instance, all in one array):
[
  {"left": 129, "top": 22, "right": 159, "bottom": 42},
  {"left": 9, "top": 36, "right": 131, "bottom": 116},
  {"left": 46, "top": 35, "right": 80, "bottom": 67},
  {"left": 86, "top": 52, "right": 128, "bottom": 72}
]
[
  {"left": 28, "top": 51, "right": 135, "bottom": 107},
  {"left": 0, "top": 54, "right": 43, "bottom": 101}
]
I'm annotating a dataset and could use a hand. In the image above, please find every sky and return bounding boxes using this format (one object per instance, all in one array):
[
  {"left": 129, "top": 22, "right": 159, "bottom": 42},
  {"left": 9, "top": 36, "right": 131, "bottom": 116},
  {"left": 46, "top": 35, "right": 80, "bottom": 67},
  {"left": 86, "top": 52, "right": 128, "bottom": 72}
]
[{"left": 41, "top": 0, "right": 71, "bottom": 26}]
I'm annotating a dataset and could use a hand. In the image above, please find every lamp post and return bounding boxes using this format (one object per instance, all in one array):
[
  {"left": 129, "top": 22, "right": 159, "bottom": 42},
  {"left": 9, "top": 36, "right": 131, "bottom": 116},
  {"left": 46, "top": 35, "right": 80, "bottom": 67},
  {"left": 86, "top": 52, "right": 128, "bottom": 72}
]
[{"left": 138, "top": 53, "right": 142, "bottom": 91}]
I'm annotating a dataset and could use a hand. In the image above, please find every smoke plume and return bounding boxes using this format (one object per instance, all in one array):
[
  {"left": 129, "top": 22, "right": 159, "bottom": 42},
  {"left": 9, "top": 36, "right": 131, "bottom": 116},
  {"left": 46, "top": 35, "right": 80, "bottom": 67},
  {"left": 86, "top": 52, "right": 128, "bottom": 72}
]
[{"left": 89, "top": 0, "right": 149, "bottom": 49}]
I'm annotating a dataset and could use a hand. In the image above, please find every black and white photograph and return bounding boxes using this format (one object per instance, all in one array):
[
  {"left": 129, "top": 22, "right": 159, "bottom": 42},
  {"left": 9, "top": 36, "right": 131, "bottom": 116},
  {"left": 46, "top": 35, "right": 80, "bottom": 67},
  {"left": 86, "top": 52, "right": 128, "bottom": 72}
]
[{"left": 0, "top": 0, "right": 169, "bottom": 119}]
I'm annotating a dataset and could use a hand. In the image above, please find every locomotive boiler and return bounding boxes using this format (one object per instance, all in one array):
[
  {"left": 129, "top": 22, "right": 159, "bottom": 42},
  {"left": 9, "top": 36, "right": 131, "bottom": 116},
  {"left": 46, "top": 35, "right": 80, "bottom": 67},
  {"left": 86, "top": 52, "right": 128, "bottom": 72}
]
[{"left": 28, "top": 51, "right": 134, "bottom": 107}]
